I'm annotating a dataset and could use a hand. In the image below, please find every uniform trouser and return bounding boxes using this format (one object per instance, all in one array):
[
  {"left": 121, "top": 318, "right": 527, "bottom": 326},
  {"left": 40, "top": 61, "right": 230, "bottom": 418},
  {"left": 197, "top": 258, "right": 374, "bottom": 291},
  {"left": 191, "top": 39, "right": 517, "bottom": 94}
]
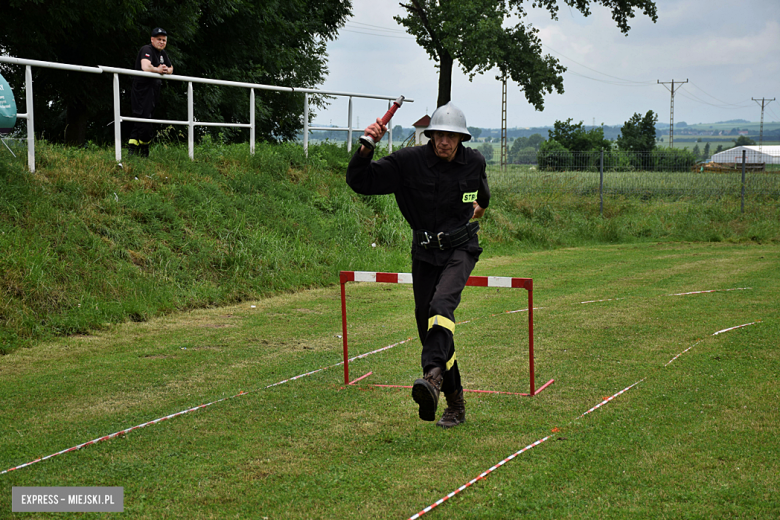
[
  {"left": 129, "top": 82, "right": 160, "bottom": 146},
  {"left": 412, "top": 249, "right": 477, "bottom": 395}
]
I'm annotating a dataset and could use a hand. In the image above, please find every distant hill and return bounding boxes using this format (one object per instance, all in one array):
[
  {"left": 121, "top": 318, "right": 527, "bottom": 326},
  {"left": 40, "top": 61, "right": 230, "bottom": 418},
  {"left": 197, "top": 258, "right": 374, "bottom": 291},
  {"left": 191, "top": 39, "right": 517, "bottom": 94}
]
[{"left": 305, "top": 120, "right": 780, "bottom": 143}]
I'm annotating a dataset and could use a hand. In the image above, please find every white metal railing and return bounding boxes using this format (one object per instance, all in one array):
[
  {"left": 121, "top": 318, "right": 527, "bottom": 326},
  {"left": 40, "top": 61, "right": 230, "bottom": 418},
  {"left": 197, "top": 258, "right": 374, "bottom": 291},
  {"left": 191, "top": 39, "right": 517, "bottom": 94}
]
[{"left": 0, "top": 56, "right": 412, "bottom": 172}]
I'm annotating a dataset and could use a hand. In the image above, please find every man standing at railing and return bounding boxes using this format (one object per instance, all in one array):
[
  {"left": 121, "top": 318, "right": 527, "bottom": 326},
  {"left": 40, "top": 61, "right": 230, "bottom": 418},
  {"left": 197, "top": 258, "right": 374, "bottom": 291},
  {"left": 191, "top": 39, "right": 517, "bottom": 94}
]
[
  {"left": 128, "top": 27, "right": 174, "bottom": 157},
  {"left": 346, "top": 102, "right": 490, "bottom": 429}
]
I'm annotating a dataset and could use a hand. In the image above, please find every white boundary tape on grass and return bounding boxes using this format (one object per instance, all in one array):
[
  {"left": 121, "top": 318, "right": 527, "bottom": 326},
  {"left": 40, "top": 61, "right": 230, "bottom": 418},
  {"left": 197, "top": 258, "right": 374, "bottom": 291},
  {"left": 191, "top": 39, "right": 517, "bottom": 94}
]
[
  {"left": 408, "top": 436, "right": 554, "bottom": 520},
  {"left": 580, "top": 287, "right": 751, "bottom": 304},
  {"left": 0, "top": 337, "right": 414, "bottom": 476},
  {"left": 669, "top": 287, "right": 751, "bottom": 296},
  {"left": 407, "top": 320, "right": 760, "bottom": 520},
  {"left": 665, "top": 321, "right": 759, "bottom": 367},
  {"left": 3, "top": 300, "right": 532, "bottom": 476}
]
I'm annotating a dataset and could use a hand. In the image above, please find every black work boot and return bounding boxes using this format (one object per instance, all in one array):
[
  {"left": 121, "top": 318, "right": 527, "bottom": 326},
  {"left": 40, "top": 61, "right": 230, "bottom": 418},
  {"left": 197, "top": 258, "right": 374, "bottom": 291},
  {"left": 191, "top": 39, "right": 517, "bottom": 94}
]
[
  {"left": 128, "top": 143, "right": 138, "bottom": 156},
  {"left": 139, "top": 144, "right": 150, "bottom": 157},
  {"left": 436, "top": 390, "right": 466, "bottom": 429},
  {"left": 412, "top": 366, "right": 443, "bottom": 421}
]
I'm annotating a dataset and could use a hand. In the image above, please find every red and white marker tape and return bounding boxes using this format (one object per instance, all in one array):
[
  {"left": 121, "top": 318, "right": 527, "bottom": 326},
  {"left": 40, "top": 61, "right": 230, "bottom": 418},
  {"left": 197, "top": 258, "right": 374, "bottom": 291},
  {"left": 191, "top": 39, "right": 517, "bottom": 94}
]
[
  {"left": 580, "top": 297, "right": 626, "bottom": 304},
  {"left": 580, "top": 287, "right": 751, "bottom": 305},
  {"left": 408, "top": 436, "right": 553, "bottom": 520},
  {"left": 1, "top": 336, "right": 415, "bottom": 476},
  {"left": 1, "top": 300, "right": 535, "bottom": 475},
  {"left": 665, "top": 321, "right": 759, "bottom": 366},
  {"left": 407, "top": 320, "right": 761, "bottom": 519},
  {"left": 669, "top": 287, "right": 751, "bottom": 296}
]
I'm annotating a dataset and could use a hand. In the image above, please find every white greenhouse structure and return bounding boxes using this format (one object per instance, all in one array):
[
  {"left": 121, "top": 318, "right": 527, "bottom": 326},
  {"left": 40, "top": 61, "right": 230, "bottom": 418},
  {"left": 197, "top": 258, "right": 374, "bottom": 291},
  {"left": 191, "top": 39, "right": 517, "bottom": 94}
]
[{"left": 709, "top": 145, "right": 780, "bottom": 165}]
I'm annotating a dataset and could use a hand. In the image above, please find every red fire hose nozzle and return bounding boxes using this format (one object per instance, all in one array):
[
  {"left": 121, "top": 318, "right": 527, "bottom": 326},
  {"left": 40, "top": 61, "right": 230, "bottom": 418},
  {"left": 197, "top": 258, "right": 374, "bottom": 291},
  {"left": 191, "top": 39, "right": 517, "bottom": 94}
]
[{"left": 358, "top": 95, "right": 405, "bottom": 151}]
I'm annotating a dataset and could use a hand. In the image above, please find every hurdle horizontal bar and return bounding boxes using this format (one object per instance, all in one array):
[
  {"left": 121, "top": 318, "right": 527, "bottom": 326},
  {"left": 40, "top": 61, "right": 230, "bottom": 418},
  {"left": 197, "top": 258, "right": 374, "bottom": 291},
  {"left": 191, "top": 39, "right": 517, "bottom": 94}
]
[{"left": 340, "top": 271, "right": 532, "bottom": 291}]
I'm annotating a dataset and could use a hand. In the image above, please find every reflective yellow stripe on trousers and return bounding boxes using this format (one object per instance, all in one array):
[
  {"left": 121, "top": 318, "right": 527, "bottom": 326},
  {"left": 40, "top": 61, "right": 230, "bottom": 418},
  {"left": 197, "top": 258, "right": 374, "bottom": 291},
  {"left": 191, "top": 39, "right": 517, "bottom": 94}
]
[{"left": 428, "top": 315, "right": 457, "bottom": 370}]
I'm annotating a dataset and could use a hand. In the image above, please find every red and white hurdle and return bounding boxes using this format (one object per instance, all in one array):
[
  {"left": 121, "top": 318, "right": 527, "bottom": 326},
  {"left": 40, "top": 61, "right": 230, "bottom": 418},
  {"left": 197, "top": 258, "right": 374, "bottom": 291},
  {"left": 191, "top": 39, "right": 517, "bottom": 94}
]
[{"left": 339, "top": 271, "right": 554, "bottom": 396}]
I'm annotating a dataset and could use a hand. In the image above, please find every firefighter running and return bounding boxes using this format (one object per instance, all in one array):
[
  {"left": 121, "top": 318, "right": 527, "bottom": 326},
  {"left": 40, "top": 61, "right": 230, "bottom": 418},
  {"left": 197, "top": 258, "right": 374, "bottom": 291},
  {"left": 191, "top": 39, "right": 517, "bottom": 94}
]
[{"left": 346, "top": 102, "right": 490, "bottom": 428}]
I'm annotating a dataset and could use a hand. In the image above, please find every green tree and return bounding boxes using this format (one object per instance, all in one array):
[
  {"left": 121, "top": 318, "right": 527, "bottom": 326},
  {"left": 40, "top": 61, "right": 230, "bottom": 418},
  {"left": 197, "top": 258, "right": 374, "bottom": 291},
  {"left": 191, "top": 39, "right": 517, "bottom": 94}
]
[
  {"left": 527, "top": 133, "right": 544, "bottom": 150},
  {"left": 478, "top": 142, "right": 494, "bottom": 162},
  {"left": 394, "top": 0, "right": 657, "bottom": 109},
  {"left": 0, "top": 0, "right": 352, "bottom": 145},
  {"left": 467, "top": 126, "right": 483, "bottom": 140},
  {"left": 715, "top": 144, "right": 724, "bottom": 154},
  {"left": 692, "top": 144, "right": 701, "bottom": 159},
  {"left": 733, "top": 135, "right": 756, "bottom": 146},
  {"left": 547, "top": 119, "right": 611, "bottom": 152},
  {"left": 703, "top": 142, "right": 710, "bottom": 159},
  {"left": 508, "top": 137, "right": 535, "bottom": 163},
  {"left": 616, "top": 110, "right": 657, "bottom": 153}
]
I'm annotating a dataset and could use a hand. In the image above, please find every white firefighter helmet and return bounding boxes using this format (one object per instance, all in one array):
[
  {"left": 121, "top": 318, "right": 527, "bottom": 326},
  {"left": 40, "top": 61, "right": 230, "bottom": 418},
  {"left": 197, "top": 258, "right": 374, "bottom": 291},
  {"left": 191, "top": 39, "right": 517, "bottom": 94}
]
[{"left": 423, "top": 102, "right": 471, "bottom": 142}]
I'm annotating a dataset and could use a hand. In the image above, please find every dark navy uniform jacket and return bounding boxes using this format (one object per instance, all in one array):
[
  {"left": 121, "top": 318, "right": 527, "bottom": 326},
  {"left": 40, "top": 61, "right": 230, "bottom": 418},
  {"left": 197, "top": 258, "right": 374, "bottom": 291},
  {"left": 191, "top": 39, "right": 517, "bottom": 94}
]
[
  {"left": 132, "top": 44, "right": 172, "bottom": 88},
  {"left": 346, "top": 140, "right": 490, "bottom": 266}
]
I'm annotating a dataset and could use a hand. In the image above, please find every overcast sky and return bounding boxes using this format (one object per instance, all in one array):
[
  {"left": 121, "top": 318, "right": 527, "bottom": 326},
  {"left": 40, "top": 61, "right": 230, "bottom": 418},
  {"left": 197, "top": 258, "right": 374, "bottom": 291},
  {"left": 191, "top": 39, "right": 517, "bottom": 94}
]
[{"left": 313, "top": 0, "right": 780, "bottom": 131}]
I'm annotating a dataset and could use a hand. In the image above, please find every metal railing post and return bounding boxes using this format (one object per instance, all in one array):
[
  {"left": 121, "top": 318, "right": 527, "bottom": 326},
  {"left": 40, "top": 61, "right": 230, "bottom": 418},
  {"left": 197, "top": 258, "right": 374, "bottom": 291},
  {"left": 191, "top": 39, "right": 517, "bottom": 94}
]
[
  {"left": 113, "top": 73, "right": 122, "bottom": 162},
  {"left": 303, "top": 93, "right": 309, "bottom": 156},
  {"left": 25, "top": 65, "right": 35, "bottom": 172},
  {"left": 347, "top": 96, "right": 353, "bottom": 153},
  {"left": 741, "top": 149, "right": 746, "bottom": 213},
  {"left": 249, "top": 88, "right": 255, "bottom": 155},
  {"left": 599, "top": 149, "right": 604, "bottom": 217},
  {"left": 187, "top": 81, "right": 194, "bottom": 160}
]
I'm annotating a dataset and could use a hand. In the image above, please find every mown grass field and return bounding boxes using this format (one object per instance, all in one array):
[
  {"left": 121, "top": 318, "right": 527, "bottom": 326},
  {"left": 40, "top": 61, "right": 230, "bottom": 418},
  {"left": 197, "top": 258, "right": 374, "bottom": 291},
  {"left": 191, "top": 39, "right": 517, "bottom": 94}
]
[
  {"left": 487, "top": 163, "right": 780, "bottom": 199},
  {"left": 2, "top": 242, "right": 778, "bottom": 519}
]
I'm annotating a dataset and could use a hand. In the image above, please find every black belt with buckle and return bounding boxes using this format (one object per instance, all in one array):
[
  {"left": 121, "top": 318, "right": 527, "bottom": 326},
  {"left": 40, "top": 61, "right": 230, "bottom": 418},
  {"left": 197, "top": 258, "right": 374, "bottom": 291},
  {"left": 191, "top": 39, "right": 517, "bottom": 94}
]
[{"left": 415, "top": 221, "right": 480, "bottom": 250}]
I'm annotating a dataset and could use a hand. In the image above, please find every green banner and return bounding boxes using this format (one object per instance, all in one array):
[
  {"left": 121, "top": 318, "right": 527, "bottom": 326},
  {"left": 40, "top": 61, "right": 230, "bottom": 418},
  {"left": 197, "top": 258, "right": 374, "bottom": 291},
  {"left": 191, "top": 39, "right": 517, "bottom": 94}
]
[{"left": 0, "top": 73, "right": 18, "bottom": 135}]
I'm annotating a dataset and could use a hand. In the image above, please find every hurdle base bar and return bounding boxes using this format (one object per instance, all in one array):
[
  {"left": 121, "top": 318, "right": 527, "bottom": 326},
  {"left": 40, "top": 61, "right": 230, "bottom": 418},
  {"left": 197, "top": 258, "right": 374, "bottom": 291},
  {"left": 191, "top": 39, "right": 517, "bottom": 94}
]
[
  {"left": 371, "top": 380, "right": 555, "bottom": 397},
  {"left": 340, "top": 271, "right": 549, "bottom": 397}
]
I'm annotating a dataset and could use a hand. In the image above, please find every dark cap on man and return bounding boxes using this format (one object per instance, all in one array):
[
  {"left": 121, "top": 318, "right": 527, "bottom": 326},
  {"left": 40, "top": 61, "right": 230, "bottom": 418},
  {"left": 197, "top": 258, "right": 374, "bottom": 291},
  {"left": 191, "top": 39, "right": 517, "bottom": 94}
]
[{"left": 151, "top": 27, "right": 167, "bottom": 37}]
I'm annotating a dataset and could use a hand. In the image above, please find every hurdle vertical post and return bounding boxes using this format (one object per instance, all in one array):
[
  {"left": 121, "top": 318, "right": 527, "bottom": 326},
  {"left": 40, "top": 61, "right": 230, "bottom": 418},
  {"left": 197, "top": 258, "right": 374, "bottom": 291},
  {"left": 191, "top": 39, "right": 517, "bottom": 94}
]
[
  {"left": 529, "top": 279, "right": 535, "bottom": 395},
  {"left": 340, "top": 271, "right": 350, "bottom": 385}
]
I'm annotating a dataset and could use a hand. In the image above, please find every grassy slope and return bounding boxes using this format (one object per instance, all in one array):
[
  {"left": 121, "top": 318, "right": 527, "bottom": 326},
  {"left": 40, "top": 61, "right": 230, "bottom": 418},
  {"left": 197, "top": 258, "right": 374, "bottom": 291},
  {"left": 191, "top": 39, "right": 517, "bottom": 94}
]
[
  {"left": 0, "top": 142, "right": 411, "bottom": 353},
  {"left": 1, "top": 141, "right": 779, "bottom": 354}
]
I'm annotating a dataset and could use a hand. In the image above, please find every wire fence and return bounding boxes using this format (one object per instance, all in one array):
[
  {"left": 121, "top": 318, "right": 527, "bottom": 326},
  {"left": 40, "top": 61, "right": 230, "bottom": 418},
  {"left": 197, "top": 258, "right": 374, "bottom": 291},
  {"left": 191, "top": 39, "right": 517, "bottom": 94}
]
[{"left": 489, "top": 150, "right": 780, "bottom": 212}]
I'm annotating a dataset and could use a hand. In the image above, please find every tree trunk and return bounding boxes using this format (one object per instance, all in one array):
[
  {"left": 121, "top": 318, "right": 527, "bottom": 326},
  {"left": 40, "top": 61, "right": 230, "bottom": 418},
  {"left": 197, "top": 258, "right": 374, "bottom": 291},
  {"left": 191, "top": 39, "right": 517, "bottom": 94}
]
[
  {"left": 437, "top": 50, "right": 453, "bottom": 108},
  {"left": 65, "top": 101, "right": 88, "bottom": 146}
]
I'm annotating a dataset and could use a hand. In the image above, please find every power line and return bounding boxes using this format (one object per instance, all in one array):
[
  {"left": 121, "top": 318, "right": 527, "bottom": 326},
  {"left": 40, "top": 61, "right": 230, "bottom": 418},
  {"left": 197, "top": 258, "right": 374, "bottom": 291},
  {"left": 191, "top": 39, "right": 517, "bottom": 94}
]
[
  {"left": 565, "top": 70, "right": 655, "bottom": 87},
  {"left": 766, "top": 104, "right": 780, "bottom": 122},
  {"left": 541, "top": 43, "right": 655, "bottom": 85},
  {"left": 340, "top": 28, "right": 414, "bottom": 40},
  {"left": 346, "top": 21, "right": 408, "bottom": 34},
  {"left": 688, "top": 82, "right": 753, "bottom": 108},
  {"left": 677, "top": 90, "right": 753, "bottom": 110}
]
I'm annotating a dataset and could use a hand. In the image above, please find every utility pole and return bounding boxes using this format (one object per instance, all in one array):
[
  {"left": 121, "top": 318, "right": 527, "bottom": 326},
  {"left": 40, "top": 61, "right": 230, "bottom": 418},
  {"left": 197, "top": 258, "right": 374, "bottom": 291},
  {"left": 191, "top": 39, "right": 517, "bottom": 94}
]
[
  {"left": 658, "top": 79, "right": 688, "bottom": 149},
  {"left": 752, "top": 97, "right": 775, "bottom": 152},
  {"left": 500, "top": 75, "right": 508, "bottom": 172}
]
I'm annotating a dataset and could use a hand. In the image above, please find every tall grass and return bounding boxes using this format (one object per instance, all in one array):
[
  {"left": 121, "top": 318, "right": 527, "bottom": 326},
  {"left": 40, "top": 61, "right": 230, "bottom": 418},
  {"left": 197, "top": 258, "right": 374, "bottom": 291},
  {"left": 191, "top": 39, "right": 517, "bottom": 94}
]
[
  {"left": 0, "top": 141, "right": 409, "bottom": 353},
  {"left": 1, "top": 141, "right": 779, "bottom": 353}
]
